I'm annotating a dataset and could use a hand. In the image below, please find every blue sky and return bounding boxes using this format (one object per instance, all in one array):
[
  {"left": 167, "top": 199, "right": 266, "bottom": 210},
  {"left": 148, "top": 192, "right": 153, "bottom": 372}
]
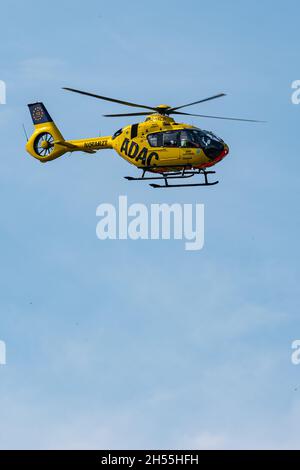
[{"left": 0, "top": 0, "right": 300, "bottom": 449}]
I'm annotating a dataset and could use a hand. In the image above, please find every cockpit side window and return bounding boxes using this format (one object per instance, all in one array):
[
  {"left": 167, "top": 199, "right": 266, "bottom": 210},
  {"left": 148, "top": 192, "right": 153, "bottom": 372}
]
[{"left": 180, "top": 130, "right": 201, "bottom": 148}]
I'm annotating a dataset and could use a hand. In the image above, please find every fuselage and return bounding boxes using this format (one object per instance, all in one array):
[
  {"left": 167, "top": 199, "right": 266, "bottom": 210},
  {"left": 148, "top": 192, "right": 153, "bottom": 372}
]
[{"left": 111, "top": 114, "right": 229, "bottom": 171}]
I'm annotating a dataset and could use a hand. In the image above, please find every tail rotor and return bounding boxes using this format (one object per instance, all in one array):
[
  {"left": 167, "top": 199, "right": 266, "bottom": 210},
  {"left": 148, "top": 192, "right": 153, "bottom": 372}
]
[{"left": 33, "top": 132, "right": 54, "bottom": 157}]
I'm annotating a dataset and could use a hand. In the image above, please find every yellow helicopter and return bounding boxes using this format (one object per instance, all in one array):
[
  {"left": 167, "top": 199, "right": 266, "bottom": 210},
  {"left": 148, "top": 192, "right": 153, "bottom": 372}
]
[{"left": 25, "top": 88, "right": 262, "bottom": 188}]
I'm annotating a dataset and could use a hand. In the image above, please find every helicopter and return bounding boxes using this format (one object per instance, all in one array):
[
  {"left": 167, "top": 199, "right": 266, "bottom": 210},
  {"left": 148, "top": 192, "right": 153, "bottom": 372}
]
[{"left": 25, "top": 88, "right": 262, "bottom": 188}]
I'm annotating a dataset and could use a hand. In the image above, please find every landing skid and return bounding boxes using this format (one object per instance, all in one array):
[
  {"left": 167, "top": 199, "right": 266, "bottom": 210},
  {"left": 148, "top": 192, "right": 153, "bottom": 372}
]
[{"left": 124, "top": 167, "right": 219, "bottom": 188}]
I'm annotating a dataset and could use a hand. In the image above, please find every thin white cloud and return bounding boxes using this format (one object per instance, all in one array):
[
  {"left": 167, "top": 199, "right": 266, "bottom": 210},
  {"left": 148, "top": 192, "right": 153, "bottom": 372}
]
[{"left": 19, "top": 58, "right": 67, "bottom": 81}]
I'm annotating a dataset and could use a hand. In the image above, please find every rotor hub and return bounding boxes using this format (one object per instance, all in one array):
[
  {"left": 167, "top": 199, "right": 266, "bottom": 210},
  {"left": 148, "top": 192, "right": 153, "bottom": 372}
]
[
  {"left": 145, "top": 114, "right": 175, "bottom": 124},
  {"left": 155, "top": 104, "right": 171, "bottom": 115}
]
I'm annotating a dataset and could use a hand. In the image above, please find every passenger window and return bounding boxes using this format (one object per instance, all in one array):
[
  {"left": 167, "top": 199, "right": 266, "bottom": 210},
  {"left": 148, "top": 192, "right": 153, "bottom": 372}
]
[{"left": 163, "top": 131, "right": 179, "bottom": 147}]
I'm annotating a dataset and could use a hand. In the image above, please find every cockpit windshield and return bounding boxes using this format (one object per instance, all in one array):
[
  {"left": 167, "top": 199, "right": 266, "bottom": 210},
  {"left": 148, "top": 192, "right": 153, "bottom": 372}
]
[{"left": 183, "top": 129, "right": 223, "bottom": 148}]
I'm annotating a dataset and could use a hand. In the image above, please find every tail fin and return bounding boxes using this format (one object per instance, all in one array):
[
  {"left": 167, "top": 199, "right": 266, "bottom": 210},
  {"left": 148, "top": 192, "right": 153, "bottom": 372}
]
[{"left": 26, "top": 102, "right": 67, "bottom": 162}]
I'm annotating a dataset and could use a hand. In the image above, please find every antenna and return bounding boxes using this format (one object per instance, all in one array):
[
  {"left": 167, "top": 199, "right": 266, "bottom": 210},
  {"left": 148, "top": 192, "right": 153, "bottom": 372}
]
[{"left": 22, "top": 123, "right": 29, "bottom": 142}]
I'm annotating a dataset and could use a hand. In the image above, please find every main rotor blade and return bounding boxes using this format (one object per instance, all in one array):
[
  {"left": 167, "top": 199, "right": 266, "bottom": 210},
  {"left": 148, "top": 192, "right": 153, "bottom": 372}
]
[
  {"left": 103, "top": 112, "right": 153, "bottom": 117},
  {"left": 169, "top": 93, "right": 226, "bottom": 112},
  {"left": 63, "top": 87, "right": 156, "bottom": 111},
  {"left": 172, "top": 111, "right": 265, "bottom": 122}
]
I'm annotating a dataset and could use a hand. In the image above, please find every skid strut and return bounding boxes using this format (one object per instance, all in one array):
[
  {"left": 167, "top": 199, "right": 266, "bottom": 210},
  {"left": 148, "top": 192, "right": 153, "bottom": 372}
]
[{"left": 124, "top": 167, "right": 219, "bottom": 188}]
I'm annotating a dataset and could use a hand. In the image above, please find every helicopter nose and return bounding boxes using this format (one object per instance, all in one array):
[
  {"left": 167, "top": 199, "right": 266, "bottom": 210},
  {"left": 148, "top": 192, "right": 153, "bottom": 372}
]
[
  {"left": 216, "top": 143, "right": 229, "bottom": 162},
  {"left": 204, "top": 141, "right": 227, "bottom": 160},
  {"left": 220, "top": 144, "right": 229, "bottom": 159}
]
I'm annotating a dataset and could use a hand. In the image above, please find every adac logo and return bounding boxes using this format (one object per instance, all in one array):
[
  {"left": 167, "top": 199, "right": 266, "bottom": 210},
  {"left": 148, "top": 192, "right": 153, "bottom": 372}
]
[
  {"left": 120, "top": 138, "right": 159, "bottom": 167},
  {"left": 32, "top": 105, "right": 45, "bottom": 122}
]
